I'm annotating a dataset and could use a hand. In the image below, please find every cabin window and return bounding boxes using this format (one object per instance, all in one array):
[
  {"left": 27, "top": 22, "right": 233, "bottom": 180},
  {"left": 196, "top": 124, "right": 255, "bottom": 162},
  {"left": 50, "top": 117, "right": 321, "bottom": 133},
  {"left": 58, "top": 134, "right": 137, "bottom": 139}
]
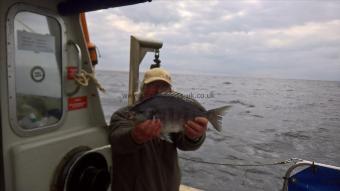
[{"left": 7, "top": 8, "right": 64, "bottom": 134}]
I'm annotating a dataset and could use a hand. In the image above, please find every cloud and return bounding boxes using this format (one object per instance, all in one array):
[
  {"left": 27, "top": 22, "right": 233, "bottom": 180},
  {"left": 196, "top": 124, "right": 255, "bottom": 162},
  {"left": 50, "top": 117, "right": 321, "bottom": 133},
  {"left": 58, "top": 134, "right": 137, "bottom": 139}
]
[{"left": 87, "top": 1, "right": 340, "bottom": 81}]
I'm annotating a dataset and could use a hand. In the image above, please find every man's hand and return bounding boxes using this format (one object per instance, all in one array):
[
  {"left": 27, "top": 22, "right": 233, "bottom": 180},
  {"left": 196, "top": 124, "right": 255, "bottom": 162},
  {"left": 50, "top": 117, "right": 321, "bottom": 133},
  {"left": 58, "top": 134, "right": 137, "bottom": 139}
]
[
  {"left": 131, "top": 119, "right": 161, "bottom": 144},
  {"left": 184, "top": 117, "right": 208, "bottom": 141}
]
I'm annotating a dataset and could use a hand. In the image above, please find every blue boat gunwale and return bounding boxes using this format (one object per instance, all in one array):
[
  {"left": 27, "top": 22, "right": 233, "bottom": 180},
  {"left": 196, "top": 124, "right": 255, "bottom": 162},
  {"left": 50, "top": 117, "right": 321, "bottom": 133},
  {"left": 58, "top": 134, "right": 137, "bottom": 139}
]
[{"left": 282, "top": 159, "right": 340, "bottom": 191}]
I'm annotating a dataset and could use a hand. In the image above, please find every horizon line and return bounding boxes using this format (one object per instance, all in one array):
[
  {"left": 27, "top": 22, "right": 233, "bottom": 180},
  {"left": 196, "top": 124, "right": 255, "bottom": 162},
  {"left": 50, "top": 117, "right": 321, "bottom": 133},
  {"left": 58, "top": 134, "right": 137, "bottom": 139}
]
[{"left": 94, "top": 68, "right": 340, "bottom": 82}]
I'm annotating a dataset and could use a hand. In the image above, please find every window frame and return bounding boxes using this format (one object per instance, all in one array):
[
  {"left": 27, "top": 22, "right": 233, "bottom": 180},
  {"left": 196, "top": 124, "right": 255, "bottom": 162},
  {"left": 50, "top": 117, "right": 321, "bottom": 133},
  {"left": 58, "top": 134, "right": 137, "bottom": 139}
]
[{"left": 6, "top": 3, "right": 66, "bottom": 136}]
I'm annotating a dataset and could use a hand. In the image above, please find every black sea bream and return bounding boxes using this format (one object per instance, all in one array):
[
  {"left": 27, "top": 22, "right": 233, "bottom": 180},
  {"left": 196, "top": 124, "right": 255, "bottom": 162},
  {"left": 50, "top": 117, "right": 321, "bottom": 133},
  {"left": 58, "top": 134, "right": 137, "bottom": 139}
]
[{"left": 128, "top": 92, "right": 230, "bottom": 141}]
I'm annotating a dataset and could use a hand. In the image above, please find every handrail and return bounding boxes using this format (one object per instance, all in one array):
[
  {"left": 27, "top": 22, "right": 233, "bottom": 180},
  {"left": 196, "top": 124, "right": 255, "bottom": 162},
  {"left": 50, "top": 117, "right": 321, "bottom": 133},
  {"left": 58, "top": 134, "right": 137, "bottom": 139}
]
[
  {"left": 66, "top": 40, "right": 82, "bottom": 96},
  {"left": 67, "top": 40, "right": 82, "bottom": 75}
]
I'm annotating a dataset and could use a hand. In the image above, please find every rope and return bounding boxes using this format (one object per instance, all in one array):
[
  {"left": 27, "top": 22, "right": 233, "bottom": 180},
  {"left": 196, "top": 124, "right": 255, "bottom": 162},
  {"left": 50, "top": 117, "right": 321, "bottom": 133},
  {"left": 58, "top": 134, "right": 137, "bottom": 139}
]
[
  {"left": 179, "top": 156, "right": 302, "bottom": 167},
  {"left": 73, "top": 69, "right": 106, "bottom": 93}
]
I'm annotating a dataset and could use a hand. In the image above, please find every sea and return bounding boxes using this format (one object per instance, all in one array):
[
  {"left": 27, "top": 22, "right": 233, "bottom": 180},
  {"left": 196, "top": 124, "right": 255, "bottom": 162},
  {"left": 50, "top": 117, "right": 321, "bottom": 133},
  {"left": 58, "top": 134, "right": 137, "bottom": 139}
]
[{"left": 97, "top": 70, "right": 340, "bottom": 191}]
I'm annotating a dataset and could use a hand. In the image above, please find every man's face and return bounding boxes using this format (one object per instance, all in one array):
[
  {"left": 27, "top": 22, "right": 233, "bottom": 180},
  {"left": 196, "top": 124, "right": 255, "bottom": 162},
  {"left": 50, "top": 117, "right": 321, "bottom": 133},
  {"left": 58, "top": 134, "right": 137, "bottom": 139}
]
[{"left": 143, "top": 81, "right": 171, "bottom": 100}]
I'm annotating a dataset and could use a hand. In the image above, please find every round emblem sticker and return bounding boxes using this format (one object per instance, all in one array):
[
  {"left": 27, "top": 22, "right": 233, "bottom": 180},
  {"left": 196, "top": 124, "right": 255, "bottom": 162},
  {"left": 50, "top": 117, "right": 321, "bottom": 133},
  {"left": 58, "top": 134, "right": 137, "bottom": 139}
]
[{"left": 30, "top": 66, "right": 45, "bottom": 82}]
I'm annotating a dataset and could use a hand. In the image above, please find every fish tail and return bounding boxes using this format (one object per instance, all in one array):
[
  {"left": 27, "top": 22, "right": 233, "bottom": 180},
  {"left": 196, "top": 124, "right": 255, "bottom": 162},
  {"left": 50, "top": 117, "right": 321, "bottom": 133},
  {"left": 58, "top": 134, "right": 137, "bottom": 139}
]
[{"left": 206, "top": 105, "right": 231, "bottom": 131}]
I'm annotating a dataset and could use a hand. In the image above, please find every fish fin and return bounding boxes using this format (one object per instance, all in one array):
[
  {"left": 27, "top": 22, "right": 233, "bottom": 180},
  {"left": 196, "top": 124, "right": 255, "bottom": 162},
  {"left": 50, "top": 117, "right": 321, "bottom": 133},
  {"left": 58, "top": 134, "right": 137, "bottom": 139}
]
[
  {"left": 206, "top": 105, "right": 231, "bottom": 132},
  {"left": 160, "top": 133, "right": 173, "bottom": 143}
]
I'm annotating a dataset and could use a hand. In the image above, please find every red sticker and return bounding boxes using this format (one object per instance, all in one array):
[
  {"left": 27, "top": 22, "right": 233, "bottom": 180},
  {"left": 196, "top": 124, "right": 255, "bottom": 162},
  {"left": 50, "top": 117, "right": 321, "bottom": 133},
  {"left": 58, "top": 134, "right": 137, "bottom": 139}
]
[
  {"left": 67, "top": 66, "right": 78, "bottom": 80},
  {"left": 68, "top": 96, "right": 87, "bottom": 111}
]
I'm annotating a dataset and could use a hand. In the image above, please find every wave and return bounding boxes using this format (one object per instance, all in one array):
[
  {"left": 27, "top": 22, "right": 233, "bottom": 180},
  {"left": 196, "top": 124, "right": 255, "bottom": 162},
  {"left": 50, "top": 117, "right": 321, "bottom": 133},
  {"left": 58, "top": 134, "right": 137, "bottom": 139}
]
[{"left": 229, "top": 100, "right": 255, "bottom": 108}]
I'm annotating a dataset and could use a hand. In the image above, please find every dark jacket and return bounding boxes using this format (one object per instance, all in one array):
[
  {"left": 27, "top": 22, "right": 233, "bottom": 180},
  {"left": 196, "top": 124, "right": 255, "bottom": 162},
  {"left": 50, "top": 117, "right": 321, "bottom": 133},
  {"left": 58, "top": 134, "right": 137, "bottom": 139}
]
[{"left": 108, "top": 106, "right": 205, "bottom": 191}]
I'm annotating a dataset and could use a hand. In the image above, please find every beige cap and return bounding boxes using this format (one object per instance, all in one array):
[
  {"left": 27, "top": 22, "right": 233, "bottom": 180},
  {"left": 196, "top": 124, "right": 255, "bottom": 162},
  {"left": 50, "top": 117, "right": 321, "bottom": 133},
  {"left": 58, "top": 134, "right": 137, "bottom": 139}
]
[{"left": 143, "top": 68, "right": 172, "bottom": 85}]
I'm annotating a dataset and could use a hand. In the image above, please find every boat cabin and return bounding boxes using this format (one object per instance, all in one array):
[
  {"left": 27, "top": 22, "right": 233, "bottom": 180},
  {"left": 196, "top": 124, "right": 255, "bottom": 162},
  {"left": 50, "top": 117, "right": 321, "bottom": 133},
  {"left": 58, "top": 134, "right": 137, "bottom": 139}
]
[{"left": 0, "top": 0, "right": 163, "bottom": 190}]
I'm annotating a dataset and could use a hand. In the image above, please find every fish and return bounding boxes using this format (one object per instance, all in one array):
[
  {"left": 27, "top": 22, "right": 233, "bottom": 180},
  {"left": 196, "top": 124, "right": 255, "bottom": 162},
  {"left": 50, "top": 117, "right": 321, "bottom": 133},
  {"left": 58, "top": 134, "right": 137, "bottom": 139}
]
[{"left": 128, "top": 91, "right": 230, "bottom": 142}]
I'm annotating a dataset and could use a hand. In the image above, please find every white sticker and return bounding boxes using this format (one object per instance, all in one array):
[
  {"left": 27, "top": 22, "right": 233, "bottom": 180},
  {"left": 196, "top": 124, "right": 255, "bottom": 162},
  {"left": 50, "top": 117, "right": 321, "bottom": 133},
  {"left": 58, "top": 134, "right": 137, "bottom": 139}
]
[{"left": 17, "top": 31, "right": 55, "bottom": 53}]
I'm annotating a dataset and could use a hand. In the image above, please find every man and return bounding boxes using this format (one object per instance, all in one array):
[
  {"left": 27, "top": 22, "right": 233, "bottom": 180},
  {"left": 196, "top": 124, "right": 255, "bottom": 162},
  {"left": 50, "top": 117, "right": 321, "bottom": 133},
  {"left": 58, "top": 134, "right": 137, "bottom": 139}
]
[{"left": 109, "top": 67, "right": 208, "bottom": 191}]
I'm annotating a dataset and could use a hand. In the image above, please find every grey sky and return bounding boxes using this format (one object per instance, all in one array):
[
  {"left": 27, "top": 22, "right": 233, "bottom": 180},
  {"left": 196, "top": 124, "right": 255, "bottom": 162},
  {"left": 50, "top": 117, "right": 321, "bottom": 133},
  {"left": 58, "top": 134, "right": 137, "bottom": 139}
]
[{"left": 87, "top": 0, "right": 340, "bottom": 81}]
